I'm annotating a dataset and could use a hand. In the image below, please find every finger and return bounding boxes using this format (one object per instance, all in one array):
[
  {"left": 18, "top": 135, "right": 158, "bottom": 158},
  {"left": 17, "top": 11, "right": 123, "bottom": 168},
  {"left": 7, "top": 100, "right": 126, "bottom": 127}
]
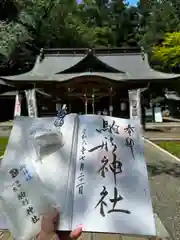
[
  {"left": 42, "top": 208, "right": 59, "bottom": 221},
  {"left": 70, "top": 227, "right": 83, "bottom": 240},
  {"left": 49, "top": 208, "right": 59, "bottom": 221},
  {"left": 40, "top": 208, "right": 59, "bottom": 233},
  {"left": 53, "top": 211, "right": 60, "bottom": 229}
]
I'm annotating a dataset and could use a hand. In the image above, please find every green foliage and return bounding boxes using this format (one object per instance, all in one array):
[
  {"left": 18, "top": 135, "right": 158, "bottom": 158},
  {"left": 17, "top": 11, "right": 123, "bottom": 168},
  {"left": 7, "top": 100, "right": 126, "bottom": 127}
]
[
  {"left": 0, "top": 21, "right": 31, "bottom": 57},
  {"left": 153, "top": 32, "right": 180, "bottom": 69},
  {"left": 139, "top": 0, "right": 180, "bottom": 50}
]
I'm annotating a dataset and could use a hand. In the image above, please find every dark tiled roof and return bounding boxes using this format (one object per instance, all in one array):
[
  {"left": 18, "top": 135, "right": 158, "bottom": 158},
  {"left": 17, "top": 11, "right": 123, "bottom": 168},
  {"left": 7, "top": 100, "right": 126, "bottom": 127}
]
[
  {"left": 0, "top": 78, "right": 14, "bottom": 93},
  {"left": 0, "top": 78, "right": 10, "bottom": 85},
  {"left": 1, "top": 48, "right": 180, "bottom": 82},
  {"left": 0, "top": 91, "right": 17, "bottom": 96},
  {"left": 0, "top": 89, "right": 52, "bottom": 97}
]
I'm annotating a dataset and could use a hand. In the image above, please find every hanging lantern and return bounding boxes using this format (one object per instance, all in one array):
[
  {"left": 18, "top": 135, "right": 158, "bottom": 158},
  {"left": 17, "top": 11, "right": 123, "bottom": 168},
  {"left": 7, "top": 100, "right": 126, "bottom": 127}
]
[
  {"left": 120, "top": 102, "right": 127, "bottom": 111},
  {"left": 109, "top": 105, "right": 113, "bottom": 112}
]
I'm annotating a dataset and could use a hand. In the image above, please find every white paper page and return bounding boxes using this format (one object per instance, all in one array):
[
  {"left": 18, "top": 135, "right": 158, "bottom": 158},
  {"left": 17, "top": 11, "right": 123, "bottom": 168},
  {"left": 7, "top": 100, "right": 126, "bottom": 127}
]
[
  {"left": 0, "top": 114, "right": 77, "bottom": 231},
  {"left": 0, "top": 213, "right": 8, "bottom": 230},
  {"left": 58, "top": 115, "right": 79, "bottom": 230},
  {"left": 29, "top": 114, "right": 78, "bottom": 230},
  {"left": 72, "top": 115, "right": 155, "bottom": 236},
  {"left": 0, "top": 166, "right": 56, "bottom": 239}
]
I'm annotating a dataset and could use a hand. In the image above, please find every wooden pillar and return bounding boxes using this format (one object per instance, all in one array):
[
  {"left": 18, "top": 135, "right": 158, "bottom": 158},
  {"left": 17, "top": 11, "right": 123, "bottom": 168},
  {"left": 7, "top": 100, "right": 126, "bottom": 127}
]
[
  {"left": 109, "top": 87, "right": 113, "bottom": 116},
  {"left": 92, "top": 88, "right": 95, "bottom": 114},
  {"left": 68, "top": 88, "right": 72, "bottom": 113},
  {"left": 84, "top": 92, "right": 88, "bottom": 114}
]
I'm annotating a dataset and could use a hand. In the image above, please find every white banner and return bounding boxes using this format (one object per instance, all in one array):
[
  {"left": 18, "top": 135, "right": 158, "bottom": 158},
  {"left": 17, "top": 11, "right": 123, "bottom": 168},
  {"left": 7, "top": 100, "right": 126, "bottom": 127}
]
[
  {"left": 14, "top": 92, "right": 22, "bottom": 117},
  {"left": 25, "top": 89, "right": 38, "bottom": 118},
  {"left": 128, "top": 89, "right": 141, "bottom": 123}
]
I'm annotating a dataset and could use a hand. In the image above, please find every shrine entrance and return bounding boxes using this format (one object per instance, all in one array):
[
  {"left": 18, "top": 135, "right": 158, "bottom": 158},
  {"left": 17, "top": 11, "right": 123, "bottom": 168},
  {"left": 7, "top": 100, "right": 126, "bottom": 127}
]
[
  {"left": 70, "top": 95, "right": 110, "bottom": 115},
  {"left": 66, "top": 80, "right": 115, "bottom": 115},
  {"left": 38, "top": 76, "right": 130, "bottom": 118},
  {"left": 70, "top": 97, "right": 85, "bottom": 114}
]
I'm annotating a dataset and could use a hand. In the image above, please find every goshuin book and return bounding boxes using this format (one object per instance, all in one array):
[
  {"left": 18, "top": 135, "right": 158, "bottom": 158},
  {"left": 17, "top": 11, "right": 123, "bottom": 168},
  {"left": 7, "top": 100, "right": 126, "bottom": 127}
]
[{"left": 0, "top": 114, "right": 155, "bottom": 238}]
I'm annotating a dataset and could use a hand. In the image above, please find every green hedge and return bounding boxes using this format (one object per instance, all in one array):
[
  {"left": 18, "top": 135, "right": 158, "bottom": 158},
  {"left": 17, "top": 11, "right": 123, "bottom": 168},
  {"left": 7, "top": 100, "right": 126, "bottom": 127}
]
[
  {"left": 0, "top": 137, "right": 8, "bottom": 156},
  {"left": 157, "top": 141, "right": 180, "bottom": 158}
]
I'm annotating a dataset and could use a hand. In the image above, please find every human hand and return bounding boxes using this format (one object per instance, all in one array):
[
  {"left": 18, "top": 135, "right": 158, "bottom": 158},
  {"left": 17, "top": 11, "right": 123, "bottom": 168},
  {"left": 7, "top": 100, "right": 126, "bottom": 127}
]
[{"left": 36, "top": 208, "right": 82, "bottom": 240}]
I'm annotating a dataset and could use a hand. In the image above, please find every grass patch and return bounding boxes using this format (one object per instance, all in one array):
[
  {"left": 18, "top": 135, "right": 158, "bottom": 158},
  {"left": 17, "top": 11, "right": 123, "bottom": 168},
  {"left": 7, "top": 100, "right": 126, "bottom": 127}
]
[
  {"left": 156, "top": 141, "right": 180, "bottom": 158},
  {"left": 0, "top": 137, "right": 8, "bottom": 156}
]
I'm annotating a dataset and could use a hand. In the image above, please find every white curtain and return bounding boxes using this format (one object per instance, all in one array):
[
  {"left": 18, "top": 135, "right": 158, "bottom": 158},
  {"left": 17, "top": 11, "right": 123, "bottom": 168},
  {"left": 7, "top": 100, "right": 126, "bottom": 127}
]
[
  {"left": 25, "top": 89, "right": 38, "bottom": 118},
  {"left": 128, "top": 89, "right": 141, "bottom": 123},
  {"left": 14, "top": 91, "right": 22, "bottom": 117}
]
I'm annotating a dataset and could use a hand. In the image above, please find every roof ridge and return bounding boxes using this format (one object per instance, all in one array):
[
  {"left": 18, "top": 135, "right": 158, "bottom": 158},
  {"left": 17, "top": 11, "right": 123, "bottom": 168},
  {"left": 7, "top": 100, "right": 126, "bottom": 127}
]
[{"left": 41, "top": 47, "right": 142, "bottom": 55}]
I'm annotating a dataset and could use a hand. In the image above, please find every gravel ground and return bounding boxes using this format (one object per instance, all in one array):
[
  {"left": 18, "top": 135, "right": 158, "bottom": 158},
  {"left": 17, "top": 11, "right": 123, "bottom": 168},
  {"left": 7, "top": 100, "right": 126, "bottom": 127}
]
[{"left": 145, "top": 140, "right": 180, "bottom": 240}]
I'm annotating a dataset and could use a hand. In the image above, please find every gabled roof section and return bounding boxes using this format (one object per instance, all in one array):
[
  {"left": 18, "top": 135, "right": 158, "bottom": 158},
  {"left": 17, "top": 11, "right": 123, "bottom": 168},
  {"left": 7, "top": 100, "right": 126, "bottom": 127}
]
[
  {"left": 58, "top": 52, "right": 123, "bottom": 73},
  {"left": 1, "top": 47, "right": 180, "bottom": 82},
  {"left": 95, "top": 50, "right": 179, "bottom": 79},
  {"left": 32, "top": 48, "right": 87, "bottom": 75}
]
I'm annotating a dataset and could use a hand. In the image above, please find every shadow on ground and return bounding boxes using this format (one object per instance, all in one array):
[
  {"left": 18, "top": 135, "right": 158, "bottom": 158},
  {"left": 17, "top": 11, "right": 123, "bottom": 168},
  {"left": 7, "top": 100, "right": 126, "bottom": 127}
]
[{"left": 148, "top": 161, "right": 180, "bottom": 178}]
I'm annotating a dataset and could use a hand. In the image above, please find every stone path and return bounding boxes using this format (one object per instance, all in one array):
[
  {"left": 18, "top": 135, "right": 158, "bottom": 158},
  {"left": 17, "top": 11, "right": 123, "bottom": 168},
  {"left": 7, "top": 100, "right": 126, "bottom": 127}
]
[
  {"left": 146, "top": 122, "right": 180, "bottom": 128},
  {"left": 79, "top": 233, "right": 157, "bottom": 240},
  {"left": 144, "top": 131, "right": 180, "bottom": 140},
  {"left": 145, "top": 140, "right": 180, "bottom": 240}
]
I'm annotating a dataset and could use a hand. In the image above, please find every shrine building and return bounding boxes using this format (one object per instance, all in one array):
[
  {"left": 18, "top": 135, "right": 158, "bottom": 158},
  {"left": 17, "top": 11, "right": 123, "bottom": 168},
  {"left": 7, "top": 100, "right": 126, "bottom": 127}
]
[{"left": 1, "top": 47, "right": 180, "bottom": 121}]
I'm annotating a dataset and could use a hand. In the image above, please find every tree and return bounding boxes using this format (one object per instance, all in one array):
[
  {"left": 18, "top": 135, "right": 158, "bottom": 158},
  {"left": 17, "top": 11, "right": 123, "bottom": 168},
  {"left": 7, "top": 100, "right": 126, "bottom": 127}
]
[
  {"left": 153, "top": 32, "right": 180, "bottom": 71},
  {"left": 3, "top": 0, "right": 180, "bottom": 74},
  {"left": 0, "top": 0, "right": 93, "bottom": 73},
  {"left": 139, "top": 0, "right": 180, "bottom": 51}
]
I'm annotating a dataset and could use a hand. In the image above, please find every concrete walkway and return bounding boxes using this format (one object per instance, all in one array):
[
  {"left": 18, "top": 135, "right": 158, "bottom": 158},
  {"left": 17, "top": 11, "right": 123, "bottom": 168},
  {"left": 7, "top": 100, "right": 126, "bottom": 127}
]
[
  {"left": 146, "top": 122, "right": 180, "bottom": 129},
  {"left": 144, "top": 131, "right": 180, "bottom": 140},
  {"left": 145, "top": 140, "right": 180, "bottom": 240}
]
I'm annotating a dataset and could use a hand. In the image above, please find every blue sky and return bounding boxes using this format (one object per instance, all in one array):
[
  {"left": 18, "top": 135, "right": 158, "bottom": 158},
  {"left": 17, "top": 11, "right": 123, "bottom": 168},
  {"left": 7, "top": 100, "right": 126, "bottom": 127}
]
[
  {"left": 128, "top": 0, "right": 137, "bottom": 6},
  {"left": 77, "top": 0, "right": 138, "bottom": 6}
]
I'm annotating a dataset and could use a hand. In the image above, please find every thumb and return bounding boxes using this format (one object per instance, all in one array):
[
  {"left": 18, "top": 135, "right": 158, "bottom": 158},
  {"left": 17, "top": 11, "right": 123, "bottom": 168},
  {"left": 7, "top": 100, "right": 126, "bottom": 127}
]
[{"left": 69, "top": 227, "right": 82, "bottom": 240}]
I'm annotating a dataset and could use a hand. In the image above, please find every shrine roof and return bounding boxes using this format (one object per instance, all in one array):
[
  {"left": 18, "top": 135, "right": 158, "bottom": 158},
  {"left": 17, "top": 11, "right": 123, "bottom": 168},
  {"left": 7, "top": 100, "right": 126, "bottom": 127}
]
[
  {"left": 0, "top": 77, "right": 14, "bottom": 93},
  {"left": 1, "top": 48, "right": 180, "bottom": 82},
  {"left": 0, "top": 89, "right": 51, "bottom": 97},
  {"left": 0, "top": 78, "right": 10, "bottom": 85}
]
